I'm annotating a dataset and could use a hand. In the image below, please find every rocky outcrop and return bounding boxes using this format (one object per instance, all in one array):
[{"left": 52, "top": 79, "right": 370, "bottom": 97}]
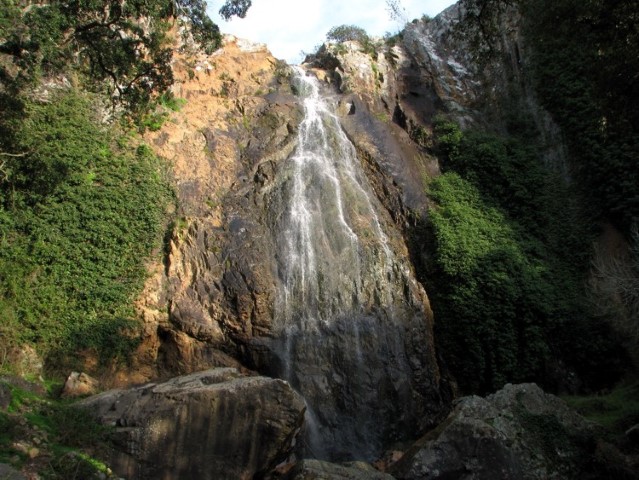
[
  {"left": 307, "top": 1, "right": 566, "bottom": 174},
  {"left": 79, "top": 368, "right": 306, "bottom": 480},
  {"left": 60, "top": 372, "right": 99, "bottom": 398},
  {"left": 399, "top": 1, "right": 567, "bottom": 169},
  {"left": 124, "top": 33, "right": 452, "bottom": 461},
  {"left": 123, "top": 36, "right": 302, "bottom": 382},
  {"left": 390, "top": 383, "right": 596, "bottom": 480}
]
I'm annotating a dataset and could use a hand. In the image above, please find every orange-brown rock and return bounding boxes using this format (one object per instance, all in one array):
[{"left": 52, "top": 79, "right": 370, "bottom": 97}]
[
  {"left": 127, "top": 36, "right": 301, "bottom": 382},
  {"left": 61, "top": 372, "right": 99, "bottom": 398}
]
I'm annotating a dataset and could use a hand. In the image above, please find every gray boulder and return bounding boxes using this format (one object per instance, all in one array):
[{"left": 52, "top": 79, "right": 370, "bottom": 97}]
[
  {"left": 0, "top": 464, "right": 26, "bottom": 480},
  {"left": 391, "top": 383, "right": 595, "bottom": 479},
  {"left": 79, "top": 368, "right": 306, "bottom": 480}
]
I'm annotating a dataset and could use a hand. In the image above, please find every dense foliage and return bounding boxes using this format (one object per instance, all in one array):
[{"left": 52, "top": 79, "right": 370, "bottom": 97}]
[
  {"left": 326, "top": 25, "right": 370, "bottom": 44},
  {"left": 522, "top": 0, "right": 639, "bottom": 234},
  {"left": 0, "top": 91, "right": 172, "bottom": 372},
  {"left": 0, "top": 0, "right": 253, "bottom": 373},
  {"left": 457, "top": 0, "right": 639, "bottom": 234},
  {"left": 0, "top": 0, "right": 251, "bottom": 111},
  {"left": 426, "top": 120, "right": 626, "bottom": 393}
]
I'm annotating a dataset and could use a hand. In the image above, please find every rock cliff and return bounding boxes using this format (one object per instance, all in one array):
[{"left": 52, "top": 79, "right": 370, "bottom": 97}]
[
  {"left": 123, "top": 29, "right": 454, "bottom": 461},
  {"left": 95, "top": 0, "right": 614, "bottom": 474}
]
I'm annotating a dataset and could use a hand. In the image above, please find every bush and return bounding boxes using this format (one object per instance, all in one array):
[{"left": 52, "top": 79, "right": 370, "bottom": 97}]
[
  {"left": 428, "top": 173, "right": 549, "bottom": 392},
  {"left": 0, "top": 91, "right": 172, "bottom": 372},
  {"left": 426, "top": 120, "right": 626, "bottom": 393},
  {"left": 326, "top": 25, "right": 370, "bottom": 44}
]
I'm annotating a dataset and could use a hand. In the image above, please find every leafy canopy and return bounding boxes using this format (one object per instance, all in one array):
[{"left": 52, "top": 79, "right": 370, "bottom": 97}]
[
  {"left": 0, "top": 0, "right": 252, "bottom": 110},
  {"left": 326, "top": 25, "right": 370, "bottom": 44}
]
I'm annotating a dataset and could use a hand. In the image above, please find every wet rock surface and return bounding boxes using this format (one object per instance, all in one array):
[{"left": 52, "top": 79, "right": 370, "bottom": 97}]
[
  {"left": 390, "top": 383, "right": 596, "bottom": 480},
  {"left": 134, "top": 38, "right": 452, "bottom": 462},
  {"left": 79, "top": 368, "right": 306, "bottom": 480}
]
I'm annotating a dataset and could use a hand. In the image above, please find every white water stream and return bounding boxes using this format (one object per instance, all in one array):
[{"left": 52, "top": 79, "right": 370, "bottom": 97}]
[{"left": 269, "top": 67, "right": 419, "bottom": 460}]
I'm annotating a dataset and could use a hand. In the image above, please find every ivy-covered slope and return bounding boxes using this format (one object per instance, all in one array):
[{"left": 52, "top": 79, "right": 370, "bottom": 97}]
[
  {"left": 0, "top": 1, "right": 253, "bottom": 376},
  {"left": 0, "top": 91, "right": 172, "bottom": 374}
]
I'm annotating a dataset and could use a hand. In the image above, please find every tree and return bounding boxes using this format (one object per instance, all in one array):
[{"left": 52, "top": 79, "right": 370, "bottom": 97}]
[
  {"left": 386, "top": 0, "right": 408, "bottom": 26},
  {"left": 219, "top": 0, "right": 252, "bottom": 20},
  {"left": 0, "top": 0, "right": 252, "bottom": 110},
  {"left": 326, "top": 25, "right": 370, "bottom": 44},
  {"left": 590, "top": 226, "right": 639, "bottom": 352}
]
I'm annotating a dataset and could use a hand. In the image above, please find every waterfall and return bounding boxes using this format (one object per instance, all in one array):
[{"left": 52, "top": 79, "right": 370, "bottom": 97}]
[
  {"left": 279, "top": 67, "right": 395, "bottom": 325},
  {"left": 268, "top": 67, "right": 426, "bottom": 461}
]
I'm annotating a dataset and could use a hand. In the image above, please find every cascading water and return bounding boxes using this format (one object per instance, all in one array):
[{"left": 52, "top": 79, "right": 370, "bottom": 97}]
[{"left": 266, "top": 67, "right": 434, "bottom": 461}]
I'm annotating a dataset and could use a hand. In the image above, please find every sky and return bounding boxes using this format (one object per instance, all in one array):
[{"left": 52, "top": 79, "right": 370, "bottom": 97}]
[{"left": 208, "top": 0, "right": 457, "bottom": 64}]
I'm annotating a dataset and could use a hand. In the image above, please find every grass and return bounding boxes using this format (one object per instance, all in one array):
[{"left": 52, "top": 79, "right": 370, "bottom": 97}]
[
  {"left": 563, "top": 381, "right": 639, "bottom": 434},
  {"left": 0, "top": 379, "right": 115, "bottom": 478}
]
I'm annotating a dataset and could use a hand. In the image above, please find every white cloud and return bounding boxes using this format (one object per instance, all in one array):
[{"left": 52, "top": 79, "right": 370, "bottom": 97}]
[{"left": 208, "top": 0, "right": 457, "bottom": 63}]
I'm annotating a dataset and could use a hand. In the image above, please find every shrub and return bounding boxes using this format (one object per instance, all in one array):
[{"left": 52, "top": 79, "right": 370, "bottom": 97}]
[
  {"left": 0, "top": 91, "right": 172, "bottom": 372},
  {"left": 426, "top": 120, "right": 626, "bottom": 393},
  {"left": 326, "top": 25, "right": 370, "bottom": 44}
]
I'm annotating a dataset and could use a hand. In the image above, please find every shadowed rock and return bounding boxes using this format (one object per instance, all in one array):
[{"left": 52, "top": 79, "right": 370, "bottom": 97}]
[
  {"left": 391, "top": 383, "right": 596, "bottom": 480},
  {"left": 79, "top": 368, "right": 306, "bottom": 480},
  {"left": 289, "top": 459, "right": 397, "bottom": 479}
]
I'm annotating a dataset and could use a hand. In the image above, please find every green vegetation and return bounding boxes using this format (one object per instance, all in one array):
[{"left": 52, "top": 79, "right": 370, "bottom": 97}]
[
  {"left": 0, "top": 91, "right": 173, "bottom": 373},
  {"left": 564, "top": 381, "right": 639, "bottom": 436},
  {"left": 0, "top": 379, "right": 115, "bottom": 478},
  {"left": 456, "top": 0, "right": 639, "bottom": 236},
  {"left": 326, "top": 25, "right": 370, "bottom": 44},
  {"left": 0, "top": 0, "right": 251, "bottom": 115},
  {"left": 0, "top": 0, "right": 253, "bottom": 376},
  {"left": 420, "top": 0, "right": 638, "bottom": 396},
  {"left": 522, "top": 0, "right": 639, "bottom": 235},
  {"left": 425, "top": 119, "right": 625, "bottom": 394},
  {"left": 326, "top": 24, "right": 378, "bottom": 59}
]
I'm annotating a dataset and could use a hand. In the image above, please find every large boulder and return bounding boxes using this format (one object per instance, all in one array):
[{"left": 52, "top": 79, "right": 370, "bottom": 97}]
[
  {"left": 391, "top": 383, "right": 596, "bottom": 479},
  {"left": 79, "top": 368, "right": 306, "bottom": 480}
]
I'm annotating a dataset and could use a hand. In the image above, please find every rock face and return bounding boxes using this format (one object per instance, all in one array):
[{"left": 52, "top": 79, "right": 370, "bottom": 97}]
[
  {"left": 125, "top": 32, "right": 452, "bottom": 461},
  {"left": 241, "top": 69, "right": 451, "bottom": 461},
  {"left": 390, "top": 383, "right": 596, "bottom": 480},
  {"left": 121, "top": 35, "right": 304, "bottom": 383},
  {"left": 0, "top": 464, "right": 25, "bottom": 480},
  {"left": 79, "top": 369, "right": 306, "bottom": 480},
  {"left": 399, "top": 1, "right": 567, "bottom": 169}
]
